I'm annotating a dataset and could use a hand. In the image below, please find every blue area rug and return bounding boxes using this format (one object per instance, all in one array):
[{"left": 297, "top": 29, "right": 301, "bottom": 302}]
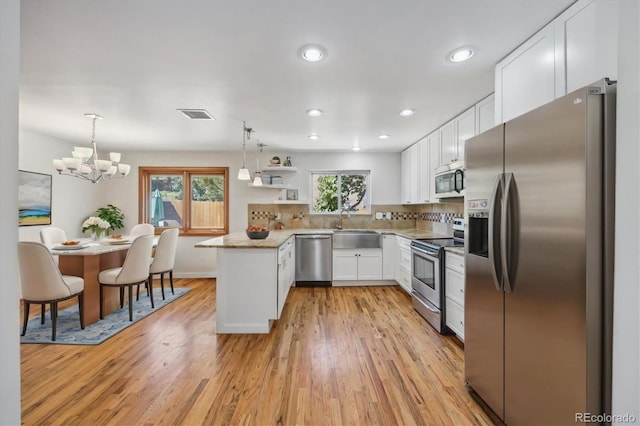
[{"left": 20, "top": 287, "right": 190, "bottom": 345}]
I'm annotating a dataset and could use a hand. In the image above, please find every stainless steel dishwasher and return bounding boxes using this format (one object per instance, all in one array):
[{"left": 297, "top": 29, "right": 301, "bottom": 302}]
[{"left": 295, "top": 234, "right": 332, "bottom": 286}]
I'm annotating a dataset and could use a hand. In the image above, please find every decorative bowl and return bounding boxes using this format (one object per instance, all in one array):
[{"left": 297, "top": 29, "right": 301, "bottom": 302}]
[{"left": 246, "top": 230, "right": 269, "bottom": 240}]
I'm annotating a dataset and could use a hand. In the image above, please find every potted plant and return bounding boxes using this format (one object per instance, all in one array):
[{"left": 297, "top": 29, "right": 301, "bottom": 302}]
[{"left": 96, "top": 204, "right": 125, "bottom": 234}]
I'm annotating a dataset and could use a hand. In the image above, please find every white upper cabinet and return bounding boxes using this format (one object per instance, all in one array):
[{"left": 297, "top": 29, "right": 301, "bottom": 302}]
[
  {"left": 417, "top": 138, "right": 430, "bottom": 203},
  {"left": 439, "top": 120, "right": 456, "bottom": 165},
  {"left": 454, "top": 106, "right": 476, "bottom": 163},
  {"left": 495, "top": 0, "right": 618, "bottom": 124},
  {"left": 475, "top": 94, "right": 495, "bottom": 134},
  {"left": 559, "top": 0, "right": 618, "bottom": 93},
  {"left": 401, "top": 144, "right": 419, "bottom": 204},
  {"left": 495, "top": 23, "right": 557, "bottom": 123},
  {"left": 427, "top": 131, "right": 441, "bottom": 202},
  {"left": 440, "top": 107, "right": 476, "bottom": 165}
]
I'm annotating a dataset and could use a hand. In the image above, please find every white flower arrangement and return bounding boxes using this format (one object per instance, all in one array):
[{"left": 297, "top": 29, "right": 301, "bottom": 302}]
[{"left": 82, "top": 216, "right": 110, "bottom": 237}]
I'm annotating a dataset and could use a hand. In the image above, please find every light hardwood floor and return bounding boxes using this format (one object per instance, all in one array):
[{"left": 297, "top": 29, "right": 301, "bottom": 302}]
[{"left": 21, "top": 278, "right": 492, "bottom": 425}]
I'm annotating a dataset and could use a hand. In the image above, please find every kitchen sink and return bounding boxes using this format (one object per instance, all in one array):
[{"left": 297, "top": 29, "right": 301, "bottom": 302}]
[{"left": 332, "top": 230, "right": 381, "bottom": 249}]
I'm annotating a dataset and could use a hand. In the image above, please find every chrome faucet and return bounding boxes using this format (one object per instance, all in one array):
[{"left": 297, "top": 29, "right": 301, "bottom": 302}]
[{"left": 336, "top": 201, "right": 351, "bottom": 230}]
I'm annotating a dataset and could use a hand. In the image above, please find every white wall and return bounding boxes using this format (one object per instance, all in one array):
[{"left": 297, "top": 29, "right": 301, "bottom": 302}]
[
  {"left": 612, "top": 0, "right": 640, "bottom": 422},
  {"left": 19, "top": 129, "right": 102, "bottom": 242},
  {"left": 0, "top": 1, "right": 21, "bottom": 424}
]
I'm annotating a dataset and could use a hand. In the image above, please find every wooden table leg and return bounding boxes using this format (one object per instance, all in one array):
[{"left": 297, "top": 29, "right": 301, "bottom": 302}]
[{"left": 58, "top": 251, "right": 126, "bottom": 325}]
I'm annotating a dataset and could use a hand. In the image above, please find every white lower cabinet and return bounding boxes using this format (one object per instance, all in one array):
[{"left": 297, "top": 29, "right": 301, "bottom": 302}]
[
  {"left": 445, "top": 252, "right": 465, "bottom": 341},
  {"left": 395, "top": 236, "right": 412, "bottom": 294},
  {"left": 382, "top": 235, "right": 396, "bottom": 280},
  {"left": 277, "top": 236, "right": 295, "bottom": 319},
  {"left": 332, "top": 249, "right": 382, "bottom": 283}
]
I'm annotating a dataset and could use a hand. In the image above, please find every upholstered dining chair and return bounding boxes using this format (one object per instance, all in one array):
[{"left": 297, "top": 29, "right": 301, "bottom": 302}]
[
  {"left": 39, "top": 226, "right": 67, "bottom": 245},
  {"left": 99, "top": 234, "right": 154, "bottom": 321},
  {"left": 148, "top": 228, "right": 179, "bottom": 300},
  {"left": 18, "top": 241, "right": 85, "bottom": 341},
  {"left": 129, "top": 223, "right": 154, "bottom": 236}
]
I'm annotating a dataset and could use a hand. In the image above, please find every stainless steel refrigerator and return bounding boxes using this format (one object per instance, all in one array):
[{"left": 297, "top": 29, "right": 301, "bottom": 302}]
[{"left": 464, "top": 79, "right": 615, "bottom": 425}]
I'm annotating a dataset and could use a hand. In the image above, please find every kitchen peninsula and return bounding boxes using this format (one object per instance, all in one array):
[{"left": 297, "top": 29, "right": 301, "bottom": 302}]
[{"left": 196, "top": 228, "right": 444, "bottom": 334}]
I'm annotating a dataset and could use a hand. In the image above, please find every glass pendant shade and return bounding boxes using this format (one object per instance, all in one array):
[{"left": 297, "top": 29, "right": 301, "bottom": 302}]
[
  {"left": 238, "top": 167, "right": 251, "bottom": 180},
  {"left": 252, "top": 172, "right": 263, "bottom": 186}
]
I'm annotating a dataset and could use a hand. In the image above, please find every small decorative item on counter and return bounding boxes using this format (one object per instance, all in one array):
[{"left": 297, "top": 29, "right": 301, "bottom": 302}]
[
  {"left": 274, "top": 222, "right": 284, "bottom": 230},
  {"left": 270, "top": 156, "right": 281, "bottom": 165},
  {"left": 246, "top": 225, "right": 269, "bottom": 240},
  {"left": 283, "top": 156, "right": 292, "bottom": 167}
]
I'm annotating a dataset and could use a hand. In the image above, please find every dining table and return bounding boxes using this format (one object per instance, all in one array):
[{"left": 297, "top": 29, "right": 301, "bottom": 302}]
[{"left": 50, "top": 235, "right": 158, "bottom": 325}]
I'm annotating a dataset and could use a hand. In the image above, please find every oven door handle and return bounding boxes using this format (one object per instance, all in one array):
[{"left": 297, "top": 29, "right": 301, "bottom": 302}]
[
  {"left": 411, "top": 246, "right": 440, "bottom": 259},
  {"left": 489, "top": 174, "right": 503, "bottom": 292}
]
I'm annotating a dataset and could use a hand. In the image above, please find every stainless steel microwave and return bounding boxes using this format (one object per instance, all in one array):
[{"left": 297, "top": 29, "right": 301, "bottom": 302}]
[{"left": 435, "top": 161, "right": 465, "bottom": 198}]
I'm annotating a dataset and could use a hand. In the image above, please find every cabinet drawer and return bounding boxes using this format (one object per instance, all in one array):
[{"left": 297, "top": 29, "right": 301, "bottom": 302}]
[
  {"left": 397, "top": 268, "right": 411, "bottom": 294},
  {"left": 399, "top": 248, "right": 411, "bottom": 272},
  {"left": 397, "top": 237, "right": 411, "bottom": 251},
  {"left": 445, "top": 268, "right": 465, "bottom": 306},
  {"left": 445, "top": 252, "right": 465, "bottom": 274},
  {"left": 446, "top": 298, "right": 464, "bottom": 341}
]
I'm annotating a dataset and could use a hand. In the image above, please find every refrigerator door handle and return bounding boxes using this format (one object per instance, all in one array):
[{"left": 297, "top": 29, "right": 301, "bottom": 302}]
[
  {"left": 501, "top": 172, "right": 519, "bottom": 293},
  {"left": 488, "top": 174, "right": 503, "bottom": 291}
]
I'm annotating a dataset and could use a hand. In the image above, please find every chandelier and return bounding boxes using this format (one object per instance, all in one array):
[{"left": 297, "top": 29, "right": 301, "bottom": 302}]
[{"left": 52, "top": 113, "right": 131, "bottom": 183}]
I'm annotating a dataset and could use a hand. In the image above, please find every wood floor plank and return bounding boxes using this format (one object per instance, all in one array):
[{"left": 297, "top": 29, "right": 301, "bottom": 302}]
[{"left": 20, "top": 278, "right": 492, "bottom": 425}]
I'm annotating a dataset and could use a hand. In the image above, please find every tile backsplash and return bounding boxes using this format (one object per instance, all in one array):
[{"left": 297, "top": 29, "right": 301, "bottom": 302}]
[{"left": 248, "top": 201, "right": 463, "bottom": 234}]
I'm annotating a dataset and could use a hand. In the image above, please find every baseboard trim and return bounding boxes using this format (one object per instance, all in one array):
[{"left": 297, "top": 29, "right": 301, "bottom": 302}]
[{"left": 173, "top": 272, "right": 216, "bottom": 279}]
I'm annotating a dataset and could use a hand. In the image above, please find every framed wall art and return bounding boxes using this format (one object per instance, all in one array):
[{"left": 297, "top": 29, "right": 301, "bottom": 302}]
[
  {"left": 18, "top": 170, "right": 52, "bottom": 226},
  {"left": 286, "top": 189, "right": 298, "bottom": 201}
]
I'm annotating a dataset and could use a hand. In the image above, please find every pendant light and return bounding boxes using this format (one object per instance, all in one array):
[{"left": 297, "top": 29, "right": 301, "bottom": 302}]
[
  {"left": 253, "top": 141, "right": 265, "bottom": 186},
  {"left": 237, "top": 121, "right": 252, "bottom": 180}
]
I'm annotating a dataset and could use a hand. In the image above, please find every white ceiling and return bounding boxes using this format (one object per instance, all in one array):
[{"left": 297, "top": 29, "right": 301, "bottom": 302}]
[{"left": 19, "top": 0, "right": 574, "bottom": 153}]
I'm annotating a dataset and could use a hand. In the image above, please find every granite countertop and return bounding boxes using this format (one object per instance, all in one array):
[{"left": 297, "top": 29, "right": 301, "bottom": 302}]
[
  {"left": 195, "top": 228, "right": 450, "bottom": 249},
  {"left": 444, "top": 246, "right": 465, "bottom": 256}
]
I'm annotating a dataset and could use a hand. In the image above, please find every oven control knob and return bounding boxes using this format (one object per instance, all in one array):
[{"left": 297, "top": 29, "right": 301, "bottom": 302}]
[{"left": 480, "top": 201, "right": 487, "bottom": 208}]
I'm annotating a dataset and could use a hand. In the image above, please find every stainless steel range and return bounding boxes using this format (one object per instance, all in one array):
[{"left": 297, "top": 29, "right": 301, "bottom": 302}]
[{"left": 410, "top": 218, "right": 464, "bottom": 332}]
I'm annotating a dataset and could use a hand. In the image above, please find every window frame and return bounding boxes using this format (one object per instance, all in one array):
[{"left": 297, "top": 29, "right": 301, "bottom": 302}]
[
  {"left": 139, "top": 166, "right": 229, "bottom": 236},
  {"left": 309, "top": 169, "right": 371, "bottom": 215}
]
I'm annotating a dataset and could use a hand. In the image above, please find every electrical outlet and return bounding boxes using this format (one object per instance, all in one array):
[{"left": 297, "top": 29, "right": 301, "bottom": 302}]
[{"left": 275, "top": 213, "right": 281, "bottom": 220}]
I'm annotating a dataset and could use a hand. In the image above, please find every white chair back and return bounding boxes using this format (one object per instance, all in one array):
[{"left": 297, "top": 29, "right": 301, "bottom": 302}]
[
  {"left": 150, "top": 228, "right": 179, "bottom": 274},
  {"left": 115, "top": 234, "right": 154, "bottom": 284},
  {"left": 39, "top": 227, "right": 67, "bottom": 245},
  {"left": 18, "top": 242, "right": 76, "bottom": 301},
  {"left": 129, "top": 223, "right": 154, "bottom": 236}
]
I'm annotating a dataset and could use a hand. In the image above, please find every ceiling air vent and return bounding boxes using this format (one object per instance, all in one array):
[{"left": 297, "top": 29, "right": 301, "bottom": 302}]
[{"left": 177, "top": 109, "right": 215, "bottom": 120}]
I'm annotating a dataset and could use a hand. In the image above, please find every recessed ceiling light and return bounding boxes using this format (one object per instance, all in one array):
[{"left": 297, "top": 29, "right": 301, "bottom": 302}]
[
  {"left": 352, "top": 145, "right": 361, "bottom": 151},
  {"left": 308, "top": 134, "right": 319, "bottom": 140},
  {"left": 299, "top": 44, "right": 327, "bottom": 62},
  {"left": 378, "top": 134, "right": 390, "bottom": 139},
  {"left": 306, "top": 109, "right": 324, "bottom": 117},
  {"left": 448, "top": 47, "right": 474, "bottom": 63},
  {"left": 399, "top": 109, "right": 415, "bottom": 117}
]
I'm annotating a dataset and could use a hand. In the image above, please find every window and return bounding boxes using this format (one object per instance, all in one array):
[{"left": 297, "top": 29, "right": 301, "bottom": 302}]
[
  {"left": 310, "top": 170, "right": 370, "bottom": 214},
  {"left": 139, "top": 167, "right": 229, "bottom": 236}
]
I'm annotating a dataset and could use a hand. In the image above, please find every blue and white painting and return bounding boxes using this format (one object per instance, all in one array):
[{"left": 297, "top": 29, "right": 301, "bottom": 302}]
[{"left": 18, "top": 170, "right": 52, "bottom": 226}]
